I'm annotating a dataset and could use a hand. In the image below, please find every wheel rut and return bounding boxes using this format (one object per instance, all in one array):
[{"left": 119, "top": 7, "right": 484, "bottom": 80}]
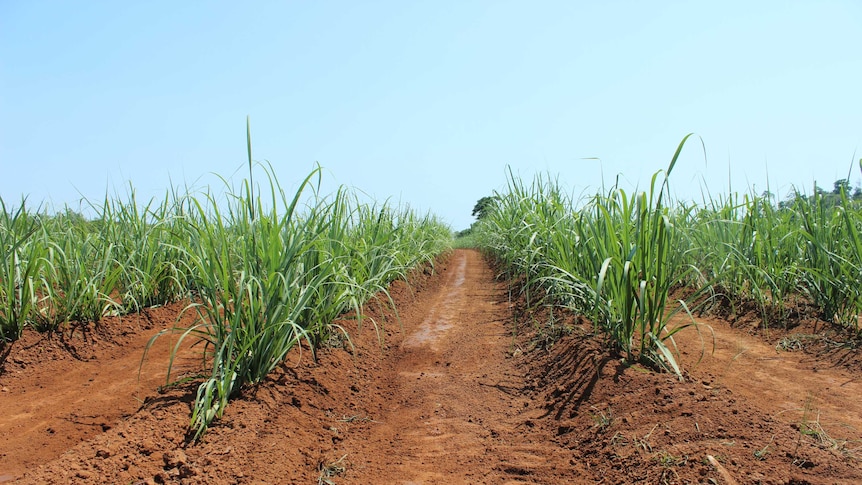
[{"left": 337, "top": 249, "right": 580, "bottom": 484}]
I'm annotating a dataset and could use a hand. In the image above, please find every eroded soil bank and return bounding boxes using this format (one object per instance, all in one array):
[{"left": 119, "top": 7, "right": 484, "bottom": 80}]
[{"left": 1, "top": 249, "right": 861, "bottom": 484}]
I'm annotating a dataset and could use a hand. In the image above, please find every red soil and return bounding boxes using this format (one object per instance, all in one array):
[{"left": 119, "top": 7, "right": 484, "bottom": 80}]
[{"left": 0, "top": 249, "right": 860, "bottom": 484}]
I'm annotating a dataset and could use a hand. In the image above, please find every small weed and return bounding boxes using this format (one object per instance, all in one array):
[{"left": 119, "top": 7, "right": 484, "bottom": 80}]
[
  {"left": 658, "top": 466, "right": 681, "bottom": 484},
  {"left": 338, "top": 415, "right": 378, "bottom": 424},
  {"left": 318, "top": 454, "right": 348, "bottom": 485},
  {"left": 754, "top": 436, "right": 774, "bottom": 460},
  {"left": 610, "top": 432, "right": 628, "bottom": 447},
  {"left": 654, "top": 450, "right": 683, "bottom": 467},
  {"left": 776, "top": 334, "right": 819, "bottom": 352},
  {"left": 529, "top": 306, "right": 573, "bottom": 351},
  {"left": 634, "top": 424, "right": 660, "bottom": 453},
  {"left": 324, "top": 331, "right": 348, "bottom": 349},
  {"left": 797, "top": 394, "right": 825, "bottom": 441},
  {"left": 589, "top": 405, "right": 613, "bottom": 431},
  {"left": 792, "top": 402, "right": 861, "bottom": 461},
  {"left": 789, "top": 393, "right": 852, "bottom": 465},
  {"left": 633, "top": 437, "right": 652, "bottom": 453}
]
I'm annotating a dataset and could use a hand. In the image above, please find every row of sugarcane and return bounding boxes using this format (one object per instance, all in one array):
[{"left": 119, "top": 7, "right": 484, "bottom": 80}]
[
  {"left": 1, "top": 162, "right": 451, "bottom": 439},
  {"left": 473, "top": 135, "right": 862, "bottom": 378}
]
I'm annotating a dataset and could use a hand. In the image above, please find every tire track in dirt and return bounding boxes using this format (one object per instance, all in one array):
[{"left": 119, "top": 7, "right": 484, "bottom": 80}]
[
  {"left": 673, "top": 317, "right": 862, "bottom": 447},
  {"left": 336, "top": 249, "right": 581, "bottom": 484}
]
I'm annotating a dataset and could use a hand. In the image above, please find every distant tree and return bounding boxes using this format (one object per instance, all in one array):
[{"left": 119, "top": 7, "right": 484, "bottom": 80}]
[
  {"left": 778, "top": 187, "right": 800, "bottom": 210},
  {"left": 454, "top": 227, "right": 473, "bottom": 238},
  {"left": 833, "top": 178, "right": 851, "bottom": 195},
  {"left": 471, "top": 196, "right": 497, "bottom": 220}
]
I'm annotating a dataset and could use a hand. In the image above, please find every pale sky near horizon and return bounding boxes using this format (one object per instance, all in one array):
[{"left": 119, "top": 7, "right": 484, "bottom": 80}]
[{"left": 2, "top": 1, "right": 861, "bottom": 230}]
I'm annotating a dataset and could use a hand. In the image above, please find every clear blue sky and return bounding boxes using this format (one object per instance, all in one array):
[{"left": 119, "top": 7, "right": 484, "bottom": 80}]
[{"left": 2, "top": 1, "right": 860, "bottom": 230}]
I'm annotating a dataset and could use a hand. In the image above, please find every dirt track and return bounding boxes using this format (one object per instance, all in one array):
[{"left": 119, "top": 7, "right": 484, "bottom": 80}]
[
  {"left": 2, "top": 249, "right": 861, "bottom": 484},
  {"left": 329, "top": 248, "right": 577, "bottom": 483}
]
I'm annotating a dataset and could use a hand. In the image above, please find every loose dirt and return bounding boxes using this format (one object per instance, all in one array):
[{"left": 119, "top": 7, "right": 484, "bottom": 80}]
[
  {"left": 326, "top": 247, "right": 578, "bottom": 484},
  {"left": 0, "top": 305, "right": 199, "bottom": 481},
  {"left": 1, "top": 249, "right": 860, "bottom": 484}
]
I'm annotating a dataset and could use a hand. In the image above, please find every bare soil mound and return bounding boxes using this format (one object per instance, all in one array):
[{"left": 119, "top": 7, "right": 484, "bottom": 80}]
[
  {"left": 527, "top": 317, "right": 862, "bottom": 484},
  {"left": 1, "top": 249, "right": 860, "bottom": 484},
  {"left": 0, "top": 304, "right": 199, "bottom": 481}
]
